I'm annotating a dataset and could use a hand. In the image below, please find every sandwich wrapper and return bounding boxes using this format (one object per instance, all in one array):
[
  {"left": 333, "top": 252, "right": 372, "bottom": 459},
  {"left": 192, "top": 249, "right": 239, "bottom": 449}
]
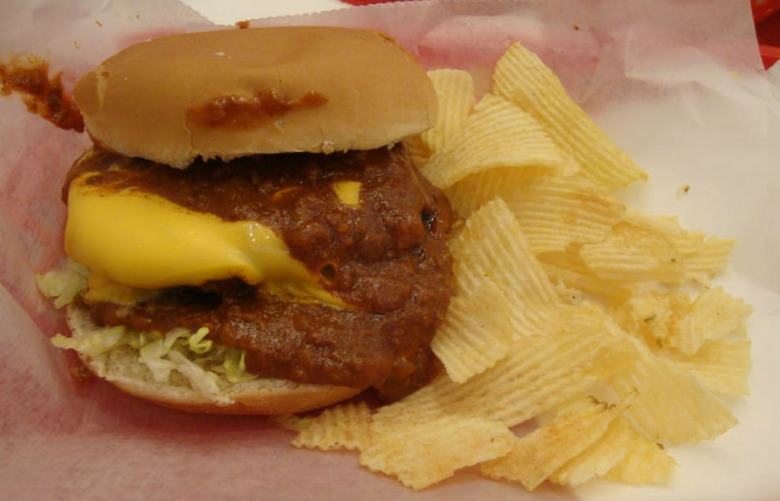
[{"left": 1, "top": 0, "right": 779, "bottom": 499}]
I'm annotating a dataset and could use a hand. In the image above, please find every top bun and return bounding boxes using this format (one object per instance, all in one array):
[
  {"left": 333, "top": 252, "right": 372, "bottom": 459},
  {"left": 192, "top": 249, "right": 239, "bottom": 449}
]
[{"left": 74, "top": 27, "right": 437, "bottom": 168}]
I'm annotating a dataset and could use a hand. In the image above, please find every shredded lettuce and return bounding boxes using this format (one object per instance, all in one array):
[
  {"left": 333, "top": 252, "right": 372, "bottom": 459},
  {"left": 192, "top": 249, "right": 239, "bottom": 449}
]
[
  {"left": 186, "top": 327, "right": 213, "bottom": 354},
  {"left": 40, "top": 261, "right": 257, "bottom": 396},
  {"left": 139, "top": 338, "right": 177, "bottom": 383},
  {"left": 213, "top": 348, "right": 257, "bottom": 384},
  {"left": 51, "top": 326, "right": 125, "bottom": 357},
  {"left": 53, "top": 322, "right": 258, "bottom": 396},
  {"left": 36, "top": 261, "right": 89, "bottom": 308},
  {"left": 167, "top": 350, "right": 221, "bottom": 396}
]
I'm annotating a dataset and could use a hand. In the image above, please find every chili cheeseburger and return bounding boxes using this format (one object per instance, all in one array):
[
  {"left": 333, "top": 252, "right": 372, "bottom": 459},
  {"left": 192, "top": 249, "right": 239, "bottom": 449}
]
[{"left": 49, "top": 26, "right": 455, "bottom": 414}]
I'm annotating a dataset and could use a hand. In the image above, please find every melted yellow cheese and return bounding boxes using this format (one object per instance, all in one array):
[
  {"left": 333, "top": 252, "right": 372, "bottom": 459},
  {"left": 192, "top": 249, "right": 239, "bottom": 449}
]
[
  {"left": 84, "top": 271, "right": 159, "bottom": 305},
  {"left": 332, "top": 180, "right": 361, "bottom": 206},
  {"left": 65, "top": 175, "right": 345, "bottom": 307}
]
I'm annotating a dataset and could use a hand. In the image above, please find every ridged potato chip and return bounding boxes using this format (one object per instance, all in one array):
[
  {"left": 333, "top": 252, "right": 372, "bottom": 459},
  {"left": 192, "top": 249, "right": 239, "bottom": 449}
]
[
  {"left": 442, "top": 167, "right": 539, "bottom": 218},
  {"left": 611, "top": 337, "right": 737, "bottom": 444},
  {"left": 666, "top": 286, "right": 753, "bottom": 355},
  {"left": 620, "top": 208, "right": 736, "bottom": 283},
  {"left": 360, "top": 415, "right": 514, "bottom": 490},
  {"left": 608, "top": 286, "right": 752, "bottom": 357},
  {"left": 681, "top": 237, "right": 736, "bottom": 284},
  {"left": 481, "top": 396, "right": 628, "bottom": 491},
  {"left": 450, "top": 198, "right": 560, "bottom": 339},
  {"left": 550, "top": 415, "right": 635, "bottom": 486},
  {"left": 502, "top": 176, "right": 625, "bottom": 254},
  {"left": 446, "top": 174, "right": 626, "bottom": 252},
  {"left": 372, "top": 303, "right": 637, "bottom": 432},
  {"left": 580, "top": 222, "right": 685, "bottom": 284},
  {"left": 608, "top": 290, "right": 692, "bottom": 347},
  {"left": 492, "top": 42, "right": 648, "bottom": 190},
  {"left": 604, "top": 421, "right": 677, "bottom": 485},
  {"left": 539, "top": 245, "right": 635, "bottom": 304},
  {"left": 431, "top": 280, "right": 513, "bottom": 383},
  {"left": 671, "top": 338, "right": 752, "bottom": 396},
  {"left": 421, "top": 69, "right": 476, "bottom": 153},
  {"left": 292, "top": 400, "right": 372, "bottom": 451},
  {"left": 420, "top": 93, "right": 570, "bottom": 191}
]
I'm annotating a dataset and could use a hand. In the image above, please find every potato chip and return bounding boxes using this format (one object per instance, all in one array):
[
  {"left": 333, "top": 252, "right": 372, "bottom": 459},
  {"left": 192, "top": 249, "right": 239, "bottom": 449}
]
[
  {"left": 680, "top": 237, "right": 736, "bottom": 284},
  {"left": 550, "top": 279, "right": 585, "bottom": 306},
  {"left": 442, "top": 167, "right": 538, "bottom": 218},
  {"left": 503, "top": 176, "right": 625, "bottom": 254},
  {"left": 539, "top": 245, "right": 635, "bottom": 304},
  {"left": 420, "top": 93, "right": 570, "bottom": 190},
  {"left": 492, "top": 42, "right": 648, "bottom": 190},
  {"left": 604, "top": 421, "right": 677, "bottom": 485},
  {"left": 579, "top": 222, "right": 685, "bottom": 284},
  {"left": 445, "top": 174, "right": 625, "bottom": 252},
  {"left": 292, "top": 400, "right": 372, "bottom": 451},
  {"left": 360, "top": 415, "right": 514, "bottom": 490},
  {"left": 608, "top": 290, "right": 692, "bottom": 347},
  {"left": 431, "top": 280, "right": 514, "bottom": 383},
  {"left": 666, "top": 286, "right": 753, "bottom": 355},
  {"left": 671, "top": 338, "right": 752, "bottom": 396},
  {"left": 481, "top": 396, "right": 627, "bottom": 491},
  {"left": 549, "top": 415, "right": 635, "bottom": 486},
  {"left": 421, "top": 69, "right": 476, "bottom": 153},
  {"left": 372, "top": 303, "right": 637, "bottom": 432},
  {"left": 610, "top": 336, "right": 737, "bottom": 444},
  {"left": 449, "top": 198, "right": 560, "bottom": 339},
  {"left": 620, "top": 208, "right": 685, "bottom": 237},
  {"left": 620, "top": 208, "right": 736, "bottom": 283}
]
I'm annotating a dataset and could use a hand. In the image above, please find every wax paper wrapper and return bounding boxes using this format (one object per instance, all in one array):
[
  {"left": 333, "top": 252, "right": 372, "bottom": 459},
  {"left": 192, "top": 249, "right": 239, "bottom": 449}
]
[{"left": 1, "top": 0, "right": 779, "bottom": 500}]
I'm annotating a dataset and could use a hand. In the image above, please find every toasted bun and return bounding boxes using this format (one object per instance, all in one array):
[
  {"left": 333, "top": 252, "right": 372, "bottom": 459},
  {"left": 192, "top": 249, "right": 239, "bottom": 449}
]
[
  {"left": 74, "top": 27, "right": 437, "bottom": 168},
  {"left": 66, "top": 306, "right": 361, "bottom": 414}
]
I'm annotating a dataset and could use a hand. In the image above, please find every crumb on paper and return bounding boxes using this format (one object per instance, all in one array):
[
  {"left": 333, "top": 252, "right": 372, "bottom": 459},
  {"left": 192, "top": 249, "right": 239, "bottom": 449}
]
[{"left": 70, "top": 363, "right": 94, "bottom": 382}]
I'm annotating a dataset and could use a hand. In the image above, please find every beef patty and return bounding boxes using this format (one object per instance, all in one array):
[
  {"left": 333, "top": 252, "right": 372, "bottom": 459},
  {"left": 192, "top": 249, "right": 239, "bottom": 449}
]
[{"left": 66, "top": 144, "right": 454, "bottom": 401}]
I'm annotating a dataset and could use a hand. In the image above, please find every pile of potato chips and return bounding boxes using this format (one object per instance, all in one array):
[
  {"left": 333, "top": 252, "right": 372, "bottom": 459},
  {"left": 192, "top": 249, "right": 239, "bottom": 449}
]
[{"left": 277, "top": 42, "right": 752, "bottom": 492}]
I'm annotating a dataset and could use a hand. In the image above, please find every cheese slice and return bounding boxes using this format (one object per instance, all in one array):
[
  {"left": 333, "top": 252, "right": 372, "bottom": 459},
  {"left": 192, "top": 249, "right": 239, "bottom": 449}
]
[
  {"left": 332, "top": 180, "right": 361, "bottom": 206},
  {"left": 65, "top": 174, "right": 344, "bottom": 306}
]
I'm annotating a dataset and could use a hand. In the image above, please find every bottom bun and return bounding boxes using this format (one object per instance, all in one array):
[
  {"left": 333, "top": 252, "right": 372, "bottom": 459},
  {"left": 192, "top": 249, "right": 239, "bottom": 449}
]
[{"left": 66, "top": 306, "right": 361, "bottom": 414}]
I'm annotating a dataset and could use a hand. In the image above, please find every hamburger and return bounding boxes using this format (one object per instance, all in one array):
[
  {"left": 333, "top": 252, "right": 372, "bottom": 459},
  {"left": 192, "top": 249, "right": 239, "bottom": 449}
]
[{"left": 40, "top": 26, "right": 455, "bottom": 414}]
